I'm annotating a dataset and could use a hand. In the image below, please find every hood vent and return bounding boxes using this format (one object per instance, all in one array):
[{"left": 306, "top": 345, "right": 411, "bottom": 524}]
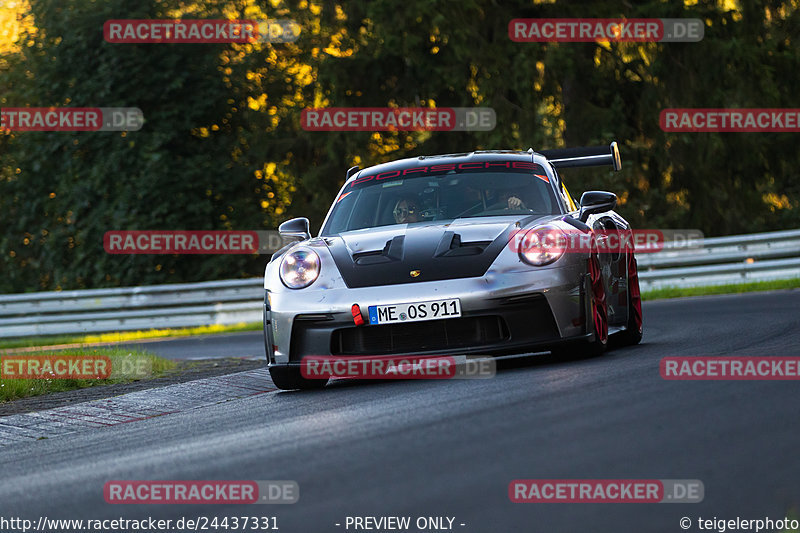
[
  {"left": 353, "top": 235, "right": 405, "bottom": 265},
  {"left": 434, "top": 232, "right": 491, "bottom": 257},
  {"left": 326, "top": 221, "right": 522, "bottom": 288}
]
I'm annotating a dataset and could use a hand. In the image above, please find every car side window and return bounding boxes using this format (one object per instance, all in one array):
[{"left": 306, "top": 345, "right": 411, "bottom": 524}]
[{"left": 549, "top": 165, "right": 577, "bottom": 212}]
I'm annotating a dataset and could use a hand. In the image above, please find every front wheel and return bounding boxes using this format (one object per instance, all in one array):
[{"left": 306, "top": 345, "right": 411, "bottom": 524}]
[
  {"left": 269, "top": 365, "right": 328, "bottom": 390},
  {"left": 582, "top": 252, "right": 608, "bottom": 356},
  {"left": 617, "top": 251, "right": 643, "bottom": 346},
  {"left": 550, "top": 254, "right": 608, "bottom": 360}
]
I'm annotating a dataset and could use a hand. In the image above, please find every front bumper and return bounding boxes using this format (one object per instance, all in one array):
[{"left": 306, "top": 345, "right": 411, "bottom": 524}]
[{"left": 265, "top": 263, "right": 589, "bottom": 365}]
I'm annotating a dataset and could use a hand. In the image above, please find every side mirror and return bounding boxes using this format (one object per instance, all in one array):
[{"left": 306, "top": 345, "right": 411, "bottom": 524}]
[
  {"left": 278, "top": 217, "right": 311, "bottom": 241},
  {"left": 578, "top": 191, "right": 617, "bottom": 222}
]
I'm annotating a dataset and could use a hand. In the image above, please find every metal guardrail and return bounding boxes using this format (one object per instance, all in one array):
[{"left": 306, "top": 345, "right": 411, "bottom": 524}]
[
  {"left": 0, "top": 279, "right": 264, "bottom": 338},
  {"left": 638, "top": 229, "right": 800, "bottom": 290},
  {"left": 0, "top": 229, "right": 798, "bottom": 338}
]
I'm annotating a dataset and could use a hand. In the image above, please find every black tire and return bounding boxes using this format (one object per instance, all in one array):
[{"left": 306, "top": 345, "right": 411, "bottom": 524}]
[{"left": 269, "top": 365, "right": 328, "bottom": 390}]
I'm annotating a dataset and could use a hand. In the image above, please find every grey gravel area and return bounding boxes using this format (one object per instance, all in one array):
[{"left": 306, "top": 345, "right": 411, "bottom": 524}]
[{"left": 0, "top": 358, "right": 265, "bottom": 417}]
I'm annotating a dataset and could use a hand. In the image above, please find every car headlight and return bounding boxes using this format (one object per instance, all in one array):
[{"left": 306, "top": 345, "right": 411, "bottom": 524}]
[
  {"left": 518, "top": 225, "right": 567, "bottom": 266},
  {"left": 279, "top": 249, "right": 321, "bottom": 289}
]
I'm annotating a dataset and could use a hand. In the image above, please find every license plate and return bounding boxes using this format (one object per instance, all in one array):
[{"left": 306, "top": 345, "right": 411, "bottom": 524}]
[{"left": 368, "top": 298, "right": 461, "bottom": 325}]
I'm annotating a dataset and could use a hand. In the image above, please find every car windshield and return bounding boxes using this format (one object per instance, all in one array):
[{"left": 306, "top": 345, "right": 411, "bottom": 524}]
[{"left": 321, "top": 164, "right": 560, "bottom": 235}]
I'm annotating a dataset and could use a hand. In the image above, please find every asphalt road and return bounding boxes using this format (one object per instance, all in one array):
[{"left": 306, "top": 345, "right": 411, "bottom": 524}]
[
  {"left": 2, "top": 290, "right": 800, "bottom": 533},
  {"left": 119, "top": 330, "right": 266, "bottom": 360}
]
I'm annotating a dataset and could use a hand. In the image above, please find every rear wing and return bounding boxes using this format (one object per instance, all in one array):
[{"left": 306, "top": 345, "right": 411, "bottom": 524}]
[{"left": 537, "top": 141, "right": 622, "bottom": 171}]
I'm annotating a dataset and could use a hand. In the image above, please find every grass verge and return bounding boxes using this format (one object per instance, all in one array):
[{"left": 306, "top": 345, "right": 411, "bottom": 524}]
[
  {"left": 642, "top": 277, "right": 800, "bottom": 301},
  {"left": 0, "top": 347, "right": 176, "bottom": 402},
  {"left": 0, "top": 322, "right": 261, "bottom": 351}
]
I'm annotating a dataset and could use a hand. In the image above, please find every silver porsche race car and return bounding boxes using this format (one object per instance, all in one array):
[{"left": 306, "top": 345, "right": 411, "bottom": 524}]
[{"left": 263, "top": 142, "right": 643, "bottom": 390}]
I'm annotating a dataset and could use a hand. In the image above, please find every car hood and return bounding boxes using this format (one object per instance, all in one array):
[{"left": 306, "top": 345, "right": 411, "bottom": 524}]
[{"left": 325, "top": 214, "right": 560, "bottom": 288}]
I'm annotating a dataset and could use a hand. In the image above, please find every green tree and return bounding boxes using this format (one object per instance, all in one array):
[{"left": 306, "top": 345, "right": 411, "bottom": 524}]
[{"left": 2, "top": 0, "right": 798, "bottom": 294}]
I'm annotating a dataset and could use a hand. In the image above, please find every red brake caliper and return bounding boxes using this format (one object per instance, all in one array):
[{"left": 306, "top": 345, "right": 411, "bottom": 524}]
[
  {"left": 589, "top": 253, "right": 608, "bottom": 343},
  {"left": 627, "top": 251, "right": 643, "bottom": 333}
]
